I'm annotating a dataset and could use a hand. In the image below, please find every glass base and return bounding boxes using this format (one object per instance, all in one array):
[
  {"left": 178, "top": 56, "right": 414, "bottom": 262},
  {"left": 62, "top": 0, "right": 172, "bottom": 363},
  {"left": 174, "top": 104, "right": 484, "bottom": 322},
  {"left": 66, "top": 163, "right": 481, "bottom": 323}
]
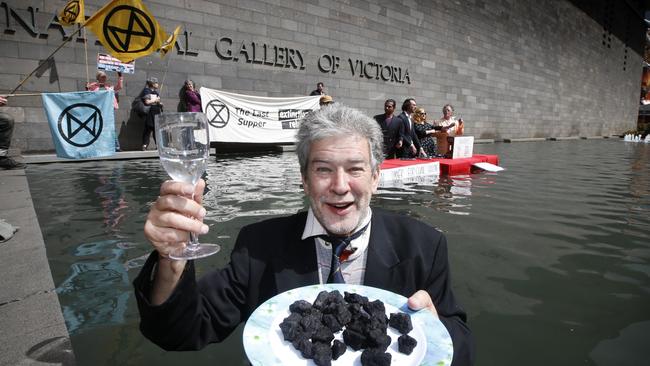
[{"left": 169, "top": 243, "right": 221, "bottom": 260}]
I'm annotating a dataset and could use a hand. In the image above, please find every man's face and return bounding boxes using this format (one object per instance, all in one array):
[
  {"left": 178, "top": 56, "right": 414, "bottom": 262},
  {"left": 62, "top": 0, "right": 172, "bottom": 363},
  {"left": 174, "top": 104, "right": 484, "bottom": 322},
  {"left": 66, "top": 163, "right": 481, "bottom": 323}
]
[
  {"left": 407, "top": 100, "right": 417, "bottom": 114},
  {"left": 302, "top": 135, "right": 380, "bottom": 236},
  {"left": 384, "top": 102, "right": 395, "bottom": 116},
  {"left": 443, "top": 106, "right": 453, "bottom": 119},
  {"left": 317, "top": 83, "right": 324, "bottom": 92}
]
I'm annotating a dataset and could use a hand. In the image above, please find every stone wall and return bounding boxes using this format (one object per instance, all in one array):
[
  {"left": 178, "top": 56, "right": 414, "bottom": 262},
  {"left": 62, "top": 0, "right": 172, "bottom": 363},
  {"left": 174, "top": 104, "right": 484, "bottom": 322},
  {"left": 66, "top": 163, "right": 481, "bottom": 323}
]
[{"left": 0, "top": 0, "right": 645, "bottom": 153}]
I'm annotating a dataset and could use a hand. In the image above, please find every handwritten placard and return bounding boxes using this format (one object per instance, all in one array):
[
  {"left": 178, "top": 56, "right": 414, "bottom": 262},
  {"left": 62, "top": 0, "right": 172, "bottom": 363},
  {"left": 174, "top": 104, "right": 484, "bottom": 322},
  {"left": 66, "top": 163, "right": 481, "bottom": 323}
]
[{"left": 452, "top": 136, "right": 474, "bottom": 159}]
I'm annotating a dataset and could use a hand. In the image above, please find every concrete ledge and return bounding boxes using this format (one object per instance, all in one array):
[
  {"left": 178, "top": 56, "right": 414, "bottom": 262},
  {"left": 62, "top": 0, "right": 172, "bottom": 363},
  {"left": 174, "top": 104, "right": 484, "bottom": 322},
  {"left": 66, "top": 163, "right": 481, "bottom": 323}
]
[
  {"left": 547, "top": 136, "right": 580, "bottom": 141},
  {"left": 580, "top": 136, "right": 606, "bottom": 140},
  {"left": 0, "top": 169, "right": 75, "bottom": 365},
  {"left": 23, "top": 151, "right": 159, "bottom": 164},
  {"left": 503, "top": 137, "right": 547, "bottom": 143},
  {"left": 474, "top": 139, "right": 495, "bottom": 144}
]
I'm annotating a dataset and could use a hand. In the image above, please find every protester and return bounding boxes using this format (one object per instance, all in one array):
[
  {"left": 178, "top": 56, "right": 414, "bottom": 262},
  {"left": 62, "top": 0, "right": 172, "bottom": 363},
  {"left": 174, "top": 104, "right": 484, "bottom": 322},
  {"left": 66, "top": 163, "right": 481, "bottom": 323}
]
[
  {"left": 86, "top": 70, "right": 123, "bottom": 108},
  {"left": 394, "top": 98, "right": 425, "bottom": 158},
  {"left": 86, "top": 70, "right": 123, "bottom": 151},
  {"left": 413, "top": 107, "right": 437, "bottom": 157},
  {"left": 0, "top": 96, "right": 25, "bottom": 170},
  {"left": 433, "top": 104, "right": 465, "bottom": 157},
  {"left": 133, "top": 103, "right": 474, "bottom": 365},
  {"left": 373, "top": 98, "right": 400, "bottom": 158},
  {"left": 139, "top": 77, "right": 162, "bottom": 151},
  {"left": 319, "top": 95, "right": 333, "bottom": 108},
  {"left": 310, "top": 81, "right": 325, "bottom": 96},
  {"left": 179, "top": 80, "right": 201, "bottom": 112}
]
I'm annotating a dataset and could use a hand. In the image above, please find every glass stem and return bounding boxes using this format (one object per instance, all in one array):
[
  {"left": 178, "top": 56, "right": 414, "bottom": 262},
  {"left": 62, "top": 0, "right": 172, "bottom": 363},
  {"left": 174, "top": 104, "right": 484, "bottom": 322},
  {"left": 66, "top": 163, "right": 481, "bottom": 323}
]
[{"left": 187, "top": 190, "right": 200, "bottom": 251}]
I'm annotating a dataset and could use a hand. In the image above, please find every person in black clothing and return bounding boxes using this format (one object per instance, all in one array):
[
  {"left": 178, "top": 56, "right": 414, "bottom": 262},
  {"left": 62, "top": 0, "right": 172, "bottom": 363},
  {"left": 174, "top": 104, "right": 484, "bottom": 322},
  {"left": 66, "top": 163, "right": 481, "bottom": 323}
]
[
  {"left": 310, "top": 81, "right": 325, "bottom": 96},
  {"left": 140, "top": 77, "right": 163, "bottom": 151},
  {"left": 373, "top": 99, "right": 400, "bottom": 158},
  {"left": 394, "top": 98, "right": 424, "bottom": 158}
]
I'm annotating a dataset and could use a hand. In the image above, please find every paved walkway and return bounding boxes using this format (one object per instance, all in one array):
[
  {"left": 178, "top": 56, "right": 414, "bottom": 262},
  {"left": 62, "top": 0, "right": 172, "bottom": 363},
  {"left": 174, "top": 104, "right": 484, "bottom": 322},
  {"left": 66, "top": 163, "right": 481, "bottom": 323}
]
[{"left": 0, "top": 168, "right": 74, "bottom": 366}]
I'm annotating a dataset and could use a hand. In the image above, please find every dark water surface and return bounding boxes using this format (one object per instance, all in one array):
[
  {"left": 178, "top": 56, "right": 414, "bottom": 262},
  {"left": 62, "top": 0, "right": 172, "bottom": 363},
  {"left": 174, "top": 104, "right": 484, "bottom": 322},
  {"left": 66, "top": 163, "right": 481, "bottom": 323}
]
[{"left": 26, "top": 140, "right": 650, "bottom": 366}]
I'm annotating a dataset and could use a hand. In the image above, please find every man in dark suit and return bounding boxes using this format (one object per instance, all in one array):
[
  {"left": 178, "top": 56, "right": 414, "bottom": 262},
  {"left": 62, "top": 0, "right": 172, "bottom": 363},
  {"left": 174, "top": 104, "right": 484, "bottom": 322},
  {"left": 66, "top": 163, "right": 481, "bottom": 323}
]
[
  {"left": 373, "top": 99, "right": 401, "bottom": 158},
  {"left": 394, "top": 98, "right": 424, "bottom": 158},
  {"left": 134, "top": 104, "right": 474, "bottom": 365}
]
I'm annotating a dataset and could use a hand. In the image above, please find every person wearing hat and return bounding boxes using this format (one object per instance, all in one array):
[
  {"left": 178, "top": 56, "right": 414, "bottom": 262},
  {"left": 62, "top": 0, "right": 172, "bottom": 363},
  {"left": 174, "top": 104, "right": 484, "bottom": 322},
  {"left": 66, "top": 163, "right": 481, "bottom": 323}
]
[
  {"left": 319, "top": 95, "right": 333, "bottom": 108},
  {"left": 139, "top": 77, "right": 162, "bottom": 150}
]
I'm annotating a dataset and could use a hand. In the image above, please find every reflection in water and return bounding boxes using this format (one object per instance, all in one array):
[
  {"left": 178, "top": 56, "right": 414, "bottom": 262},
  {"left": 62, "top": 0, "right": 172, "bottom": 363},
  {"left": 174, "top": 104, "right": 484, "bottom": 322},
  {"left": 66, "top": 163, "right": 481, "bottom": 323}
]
[{"left": 26, "top": 141, "right": 650, "bottom": 366}]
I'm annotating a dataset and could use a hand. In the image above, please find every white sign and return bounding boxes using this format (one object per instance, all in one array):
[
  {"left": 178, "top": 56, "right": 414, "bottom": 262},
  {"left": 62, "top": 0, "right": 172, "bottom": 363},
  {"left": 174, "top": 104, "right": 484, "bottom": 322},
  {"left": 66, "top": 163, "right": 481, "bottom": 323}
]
[
  {"left": 379, "top": 161, "right": 440, "bottom": 187},
  {"left": 452, "top": 136, "right": 474, "bottom": 159},
  {"left": 97, "top": 53, "right": 135, "bottom": 74},
  {"left": 200, "top": 87, "right": 320, "bottom": 143}
]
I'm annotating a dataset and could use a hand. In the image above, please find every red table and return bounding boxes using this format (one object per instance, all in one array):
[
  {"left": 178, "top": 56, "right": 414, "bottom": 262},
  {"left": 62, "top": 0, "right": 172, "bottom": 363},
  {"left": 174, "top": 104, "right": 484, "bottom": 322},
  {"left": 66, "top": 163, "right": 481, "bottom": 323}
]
[{"left": 381, "top": 154, "right": 500, "bottom": 176}]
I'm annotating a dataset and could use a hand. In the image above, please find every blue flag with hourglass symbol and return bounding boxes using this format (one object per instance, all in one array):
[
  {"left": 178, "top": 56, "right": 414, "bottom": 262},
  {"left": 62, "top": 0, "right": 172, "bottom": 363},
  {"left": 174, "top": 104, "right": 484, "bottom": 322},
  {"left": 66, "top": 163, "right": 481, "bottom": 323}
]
[{"left": 42, "top": 90, "right": 115, "bottom": 159}]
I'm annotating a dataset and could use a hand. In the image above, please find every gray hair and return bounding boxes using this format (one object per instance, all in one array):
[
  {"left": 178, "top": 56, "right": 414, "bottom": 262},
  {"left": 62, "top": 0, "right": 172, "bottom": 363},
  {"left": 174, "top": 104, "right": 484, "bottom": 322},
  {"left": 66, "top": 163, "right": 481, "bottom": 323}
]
[{"left": 296, "top": 103, "right": 384, "bottom": 176}]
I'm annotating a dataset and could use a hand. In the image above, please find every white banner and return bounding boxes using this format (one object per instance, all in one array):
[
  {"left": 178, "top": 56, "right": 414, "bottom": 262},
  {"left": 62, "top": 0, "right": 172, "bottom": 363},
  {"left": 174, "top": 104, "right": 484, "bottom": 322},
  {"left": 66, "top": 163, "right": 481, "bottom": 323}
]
[{"left": 199, "top": 87, "right": 320, "bottom": 143}]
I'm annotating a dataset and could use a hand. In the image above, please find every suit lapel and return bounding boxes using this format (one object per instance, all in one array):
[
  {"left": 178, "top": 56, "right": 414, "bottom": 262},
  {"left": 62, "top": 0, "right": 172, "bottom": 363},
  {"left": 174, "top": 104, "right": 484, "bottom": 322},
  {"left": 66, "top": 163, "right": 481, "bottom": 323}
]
[
  {"left": 272, "top": 214, "right": 320, "bottom": 292},
  {"left": 364, "top": 212, "right": 401, "bottom": 289}
]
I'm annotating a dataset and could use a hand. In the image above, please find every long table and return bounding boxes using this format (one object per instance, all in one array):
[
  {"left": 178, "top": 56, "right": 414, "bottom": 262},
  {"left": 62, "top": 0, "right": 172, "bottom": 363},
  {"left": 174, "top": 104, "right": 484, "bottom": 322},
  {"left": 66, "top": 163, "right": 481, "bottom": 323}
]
[{"left": 381, "top": 154, "right": 500, "bottom": 176}]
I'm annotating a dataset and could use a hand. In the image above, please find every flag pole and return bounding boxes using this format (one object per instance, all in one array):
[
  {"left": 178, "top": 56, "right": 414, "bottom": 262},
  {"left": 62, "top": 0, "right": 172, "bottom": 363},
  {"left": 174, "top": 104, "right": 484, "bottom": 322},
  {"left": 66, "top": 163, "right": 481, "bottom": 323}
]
[
  {"left": 83, "top": 27, "right": 90, "bottom": 84},
  {"left": 9, "top": 25, "right": 85, "bottom": 95}
]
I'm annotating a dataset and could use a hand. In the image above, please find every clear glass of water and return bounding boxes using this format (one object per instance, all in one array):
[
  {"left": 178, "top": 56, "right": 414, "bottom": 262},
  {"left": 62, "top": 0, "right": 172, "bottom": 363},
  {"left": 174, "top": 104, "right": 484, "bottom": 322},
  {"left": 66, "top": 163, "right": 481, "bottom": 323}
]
[{"left": 155, "top": 112, "right": 220, "bottom": 260}]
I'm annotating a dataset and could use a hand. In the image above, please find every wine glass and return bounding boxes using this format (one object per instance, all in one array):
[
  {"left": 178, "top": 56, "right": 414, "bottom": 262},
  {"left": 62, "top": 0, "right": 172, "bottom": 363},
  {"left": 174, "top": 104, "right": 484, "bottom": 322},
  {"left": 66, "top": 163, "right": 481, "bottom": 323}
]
[{"left": 155, "top": 112, "right": 220, "bottom": 260}]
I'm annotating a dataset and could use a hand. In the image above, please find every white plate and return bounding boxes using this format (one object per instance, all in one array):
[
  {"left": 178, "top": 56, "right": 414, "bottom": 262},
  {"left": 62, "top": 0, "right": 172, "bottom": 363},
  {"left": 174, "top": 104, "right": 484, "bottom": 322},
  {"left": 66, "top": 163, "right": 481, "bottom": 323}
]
[{"left": 243, "top": 284, "right": 453, "bottom": 365}]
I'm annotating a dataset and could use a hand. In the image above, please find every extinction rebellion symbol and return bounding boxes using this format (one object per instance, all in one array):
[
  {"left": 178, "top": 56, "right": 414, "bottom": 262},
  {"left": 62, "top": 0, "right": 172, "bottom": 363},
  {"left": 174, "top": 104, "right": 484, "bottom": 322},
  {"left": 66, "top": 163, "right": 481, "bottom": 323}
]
[
  {"left": 103, "top": 5, "right": 156, "bottom": 53},
  {"left": 60, "top": 1, "right": 81, "bottom": 24},
  {"left": 206, "top": 99, "right": 230, "bottom": 128},
  {"left": 57, "top": 103, "right": 104, "bottom": 147}
]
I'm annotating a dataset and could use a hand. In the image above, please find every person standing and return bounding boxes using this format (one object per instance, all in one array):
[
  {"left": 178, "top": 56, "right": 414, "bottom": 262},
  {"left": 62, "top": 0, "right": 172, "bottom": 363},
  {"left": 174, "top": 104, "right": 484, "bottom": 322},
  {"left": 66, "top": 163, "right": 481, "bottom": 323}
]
[
  {"left": 86, "top": 70, "right": 123, "bottom": 151},
  {"left": 133, "top": 103, "right": 474, "bottom": 365},
  {"left": 413, "top": 107, "right": 437, "bottom": 157},
  {"left": 139, "top": 77, "right": 163, "bottom": 151},
  {"left": 180, "top": 80, "right": 201, "bottom": 112},
  {"left": 310, "top": 81, "right": 325, "bottom": 96},
  {"left": 0, "top": 96, "right": 25, "bottom": 170},
  {"left": 394, "top": 98, "right": 424, "bottom": 158},
  {"left": 373, "top": 99, "right": 400, "bottom": 158}
]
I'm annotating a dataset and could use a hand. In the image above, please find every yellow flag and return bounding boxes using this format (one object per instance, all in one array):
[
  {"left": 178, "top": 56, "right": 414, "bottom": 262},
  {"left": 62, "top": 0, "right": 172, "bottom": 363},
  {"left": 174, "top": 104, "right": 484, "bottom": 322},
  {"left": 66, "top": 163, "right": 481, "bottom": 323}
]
[
  {"left": 58, "top": 0, "right": 85, "bottom": 26},
  {"left": 85, "top": 0, "right": 168, "bottom": 63},
  {"left": 160, "top": 25, "right": 181, "bottom": 58}
]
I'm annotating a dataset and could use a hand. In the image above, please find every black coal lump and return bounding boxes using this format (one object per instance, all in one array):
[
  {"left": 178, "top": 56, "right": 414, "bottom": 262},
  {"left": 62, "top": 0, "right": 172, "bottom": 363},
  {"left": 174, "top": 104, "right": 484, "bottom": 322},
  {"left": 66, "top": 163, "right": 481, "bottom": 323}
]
[
  {"left": 363, "top": 299, "right": 386, "bottom": 319},
  {"left": 289, "top": 300, "right": 312, "bottom": 315},
  {"left": 312, "top": 342, "right": 333, "bottom": 366},
  {"left": 300, "top": 312, "right": 322, "bottom": 337},
  {"left": 294, "top": 338, "right": 314, "bottom": 359},
  {"left": 366, "top": 328, "right": 391, "bottom": 351},
  {"left": 342, "top": 327, "right": 368, "bottom": 350},
  {"left": 312, "top": 290, "right": 331, "bottom": 310},
  {"left": 311, "top": 326, "right": 335, "bottom": 344},
  {"left": 344, "top": 291, "right": 369, "bottom": 305},
  {"left": 279, "top": 317, "right": 303, "bottom": 342},
  {"left": 398, "top": 334, "right": 418, "bottom": 355},
  {"left": 322, "top": 313, "right": 343, "bottom": 333},
  {"left": 360, "top": 347, "right": 392, "bottom": 366},
  {"left": 331, "top": 339, "right": 346, "bottom": 360},
  {"left": 389, "top": 312, "right": 413, "bottom": 334},
  {"left": 334, "top": 304, "right": 352, "bottom": 325}
]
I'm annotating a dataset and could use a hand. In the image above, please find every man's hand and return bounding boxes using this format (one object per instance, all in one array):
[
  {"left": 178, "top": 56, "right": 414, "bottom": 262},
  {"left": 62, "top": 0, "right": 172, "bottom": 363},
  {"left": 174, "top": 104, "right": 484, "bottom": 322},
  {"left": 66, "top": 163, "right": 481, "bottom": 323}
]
[
  {"left": 145, "top": 179, "right": 209, "bottom": 304},
  {"left": 145, "top": 179, "right": 208, "bottom": 258},
  {"left": 396, "top": 140, "right": 403, "bottom": 149},
  {"left": 407, "top": 290, "right": 438, "bottom": 316},
  {"left": 0, "top": 96, "right": 7, "bottom": 106},
  {"left": 410, "top": 144, "right": 417, "bottom": 155}
]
